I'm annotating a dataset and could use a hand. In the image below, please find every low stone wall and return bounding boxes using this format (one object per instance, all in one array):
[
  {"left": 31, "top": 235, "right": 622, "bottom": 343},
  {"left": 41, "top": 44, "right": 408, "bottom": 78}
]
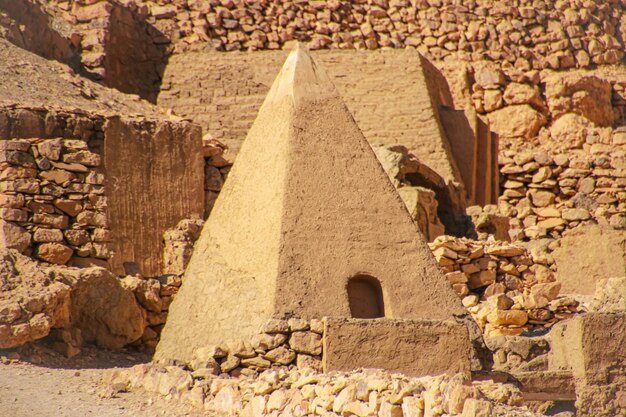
[
  {"left": 499, "top": 131, "right": 626, "bottom": 240},
  {"left": 149, "top": 318, "right": 324, "bottom": 377}
]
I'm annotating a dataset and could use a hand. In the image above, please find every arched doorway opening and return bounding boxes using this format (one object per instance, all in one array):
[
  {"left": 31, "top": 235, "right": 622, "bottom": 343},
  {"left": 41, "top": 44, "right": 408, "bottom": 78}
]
[{"left": 347, "top": 275, "right": 385, "bottom": 319}]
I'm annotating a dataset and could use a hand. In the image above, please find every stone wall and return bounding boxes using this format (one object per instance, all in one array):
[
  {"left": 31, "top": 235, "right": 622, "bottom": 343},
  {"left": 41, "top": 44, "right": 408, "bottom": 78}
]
[
  {"left": 0, "top": 106, "right": 205, "bottom": 277},
  {"left": 0, "top": 108, "right": 110, "bottom": 267},
  {"left": 47, "top": 0, "right": 626, "bottom": 73},
  {"left": 429, "top": 236, "right": 581, "bottom": 339},
  {"left": 499, "top": 131, "right": 626, "bottom": 240}
]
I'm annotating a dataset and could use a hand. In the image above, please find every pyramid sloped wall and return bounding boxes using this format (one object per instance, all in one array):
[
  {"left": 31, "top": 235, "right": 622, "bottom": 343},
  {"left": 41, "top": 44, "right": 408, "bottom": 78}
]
[
  {"left": 155, "top": 47, "right": 465, "bottom": 363},
  {"left": 159, "top": 49, "right": 467, "bottom": 188}
]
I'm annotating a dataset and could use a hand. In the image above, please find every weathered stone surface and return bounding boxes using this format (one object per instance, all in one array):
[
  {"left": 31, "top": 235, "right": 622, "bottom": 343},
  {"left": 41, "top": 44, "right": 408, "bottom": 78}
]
[
  {"left": 487, "top": 105, "right": 546, "bottom": 139},
  {"left": 36, "top": 242, "right": 73, "bottom": 265},
  {"left": 549, "top": 313, "right": 626, "bottom": 417},
  {"left": 544, "top": 72, "right": 614, "bottom": 126},
  {"left": 70, "top": 267, "right": 146, "bottom": 349},
  {"left": 0, "top": 220, "right": 30, "bottom": 253},
  {"left": 590, "top": 277, "right": 626, "bottom": 312},
  {"left": 554, "top": 225, "right": 626, "bottom": 295},
  {"left": 289, "top": 331, "right": 322, "bottom": 355},
  {"left": 322, "top": 317, "right": 471, "bottom": 377}
]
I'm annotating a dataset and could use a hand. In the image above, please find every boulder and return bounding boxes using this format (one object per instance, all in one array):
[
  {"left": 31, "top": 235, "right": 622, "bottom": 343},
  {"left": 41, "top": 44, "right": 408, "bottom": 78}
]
[
  {"left": 69, "top": 267, "right": 146, "bottom": 349},
  {"left": 487, "top": 105, "right": 547, "bottom": 139}
]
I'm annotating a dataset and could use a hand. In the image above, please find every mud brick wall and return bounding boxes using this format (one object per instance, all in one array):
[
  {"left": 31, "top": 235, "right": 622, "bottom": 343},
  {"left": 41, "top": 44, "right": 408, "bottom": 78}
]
[{"left": 158, "top": 49, "right": 464, "bottom": 186}]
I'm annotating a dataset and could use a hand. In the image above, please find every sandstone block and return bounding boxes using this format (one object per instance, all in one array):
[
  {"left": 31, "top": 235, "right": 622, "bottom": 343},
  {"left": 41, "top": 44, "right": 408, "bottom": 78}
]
[
  {"left": 63, "top": 150, "right": 101, "bottom": 167},
  {"left": 561, "top": 208, "right": 590, "bottom": 221},
  {"left": 33, "top": 228, "right": 64, "bottom": 243},
  {"left": 38, "top": 140, "right": 62, "bottom": 161},
  {"left": 54, "top": 199, "right": 83, "bottom": 216},
  {"left": 486, "top": 310, "right": 528, "bottom": 326},
  {"left": 461, "top": 399, "right": 492, "bottom": 417},
  {"left": 468, "top": 270, "right": 496, "bottom": 289},
  {"left": 251, "top": 333, "right": 287, "bottom": 351},
  {"left": 264, "top": 346, "right": 296, "bottom": 365},
  {"left": 70, "top": 267, "right": 146, "bottom": 349},
  {"left": 37, "top": 243, "right": 73, "bottom": 265},
  {"left": 0, "top": 194, "right": 25, "bottom": 209},
  {"left": 32, "top": 213, "right": 69, "bottom": 229},
  {"left": 64, "top": 229, "right": 90, "bottom": 246},
  {"left": 487, "top": 105, "right": 546, "bottom": 139},
  {"left": 289, "top": 331, "right": 322, "bottom": 355},
  {"left": 220, "top": 355, "right": 241, "bottom": 373}
]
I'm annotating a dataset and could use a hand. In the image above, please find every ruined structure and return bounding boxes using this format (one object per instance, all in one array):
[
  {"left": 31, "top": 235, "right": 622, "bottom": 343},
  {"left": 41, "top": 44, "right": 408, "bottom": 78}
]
[
  {"left": 156, "top": 47, "right": 470, "bottom": 376},
  {"left": 1, "top": 1, "right": 626, "bottom": 416},
  {"left": 0, "top": 38, "right": 204, "bottom": 277}
]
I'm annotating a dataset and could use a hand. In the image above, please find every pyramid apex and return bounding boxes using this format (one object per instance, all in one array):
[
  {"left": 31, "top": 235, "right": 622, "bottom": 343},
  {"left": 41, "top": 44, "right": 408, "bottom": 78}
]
[{"left": 263, "top": 42, "right": 337, "bottom": 106}]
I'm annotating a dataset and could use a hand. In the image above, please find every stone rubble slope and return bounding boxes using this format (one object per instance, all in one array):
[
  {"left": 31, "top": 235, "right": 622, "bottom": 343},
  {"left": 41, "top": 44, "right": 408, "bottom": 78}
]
[{"left": 0, "top": 37, "right": 166, "bottom": 118}]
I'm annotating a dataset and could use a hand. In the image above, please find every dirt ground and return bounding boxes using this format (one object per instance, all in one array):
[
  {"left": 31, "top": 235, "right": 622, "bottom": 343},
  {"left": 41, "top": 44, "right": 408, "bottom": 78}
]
[{"left": 0, "top": 343, "right": 206, "bottom": 417}]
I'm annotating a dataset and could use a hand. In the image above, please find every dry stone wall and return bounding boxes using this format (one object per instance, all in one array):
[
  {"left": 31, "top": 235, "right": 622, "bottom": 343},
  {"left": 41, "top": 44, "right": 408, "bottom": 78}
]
[
  {"left": 499, "top": 132, "right": 626, "bottom": 240},
  {"left": 429, "top": 236, "right": 581, "bottom": 339},
  {"left": 0, "top": 108, "right": 111, "bottom": 268},
  {"left": 46, "top": 0, "right": 626, "bottom": 73},
  {"left": 0, "top": 106, "right": 206, "bottom": 277}
]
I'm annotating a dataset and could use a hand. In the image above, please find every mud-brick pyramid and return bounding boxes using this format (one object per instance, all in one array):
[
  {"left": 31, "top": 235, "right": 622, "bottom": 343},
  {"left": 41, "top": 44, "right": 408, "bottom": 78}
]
[{"left": 156, "top": 45, "right": 464, "bottom": 363}]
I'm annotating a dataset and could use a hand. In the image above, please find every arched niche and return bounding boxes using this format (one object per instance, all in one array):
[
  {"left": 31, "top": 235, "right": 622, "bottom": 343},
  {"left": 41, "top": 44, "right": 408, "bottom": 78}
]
[{"left": 347, "top": 275, "right": 385, "bottom": 319}]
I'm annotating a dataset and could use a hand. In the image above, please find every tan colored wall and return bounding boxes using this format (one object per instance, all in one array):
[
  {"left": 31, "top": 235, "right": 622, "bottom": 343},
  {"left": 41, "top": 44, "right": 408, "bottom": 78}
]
[
  {"left": 553, "top": 225, "right": 626, "bottom": 295},
  {"left": 323, "top": 317, "right": 471, "bottom": 377},
  {"left": 158, "top": 49, "right": 464, "bottom": 186},
  {"left": 104, "top": 117, "right": 204, "bottom": 277},
  {"left": 549, "top": 313, "right": 626, "bottom": 417}
]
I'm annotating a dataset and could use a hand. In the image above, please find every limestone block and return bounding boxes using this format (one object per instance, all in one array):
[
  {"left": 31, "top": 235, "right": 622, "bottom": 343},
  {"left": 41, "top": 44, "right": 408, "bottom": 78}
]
[
  {"left": 554, "top": 225, "right": 626, "bottom": 295},
  {"left": 322, "top": 318, "right": 471, "bottom": 377},
  {"left": 487, "top": 105, "right": 546, "bottom": 139}
]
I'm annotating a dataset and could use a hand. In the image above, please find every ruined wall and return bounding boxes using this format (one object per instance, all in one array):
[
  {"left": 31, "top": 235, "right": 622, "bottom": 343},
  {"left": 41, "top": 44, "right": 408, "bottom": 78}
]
[
  {"left": 0, "top": 107, "right": 205, "bottom": 277},
  {"left": 0, "top": 108, "right": 111, "bottom": 267},
  {"left": 104, "top": 117, "right": 204, "bottom": 277},
  {"left": 499, "top": 131, "right": 626, "bottom": 240},
  {"left": 46, "top": 0, "right": 626, "bottom": 72}
]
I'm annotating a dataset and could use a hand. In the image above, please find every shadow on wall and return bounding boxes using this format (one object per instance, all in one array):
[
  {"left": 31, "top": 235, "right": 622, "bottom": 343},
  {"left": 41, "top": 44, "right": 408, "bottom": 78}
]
[
  {"left": 105, "top": 4, "right": 171, "bottom": 103},
  {"left": 0, "top": 0, "right": 82, "bottom": 72}
]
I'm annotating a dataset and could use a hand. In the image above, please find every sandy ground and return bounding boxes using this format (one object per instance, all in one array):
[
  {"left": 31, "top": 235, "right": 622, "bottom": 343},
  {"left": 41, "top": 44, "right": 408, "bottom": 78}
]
[{"left": 0, "top": 343, "right": 206, "bottom": 417}]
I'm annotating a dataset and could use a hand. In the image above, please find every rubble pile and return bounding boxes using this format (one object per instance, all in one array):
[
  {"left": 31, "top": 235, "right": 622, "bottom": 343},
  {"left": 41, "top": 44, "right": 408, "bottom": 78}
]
[
  {"left": 429, "top": 236, "right": 581, "bottom": 338},
  {"left": 106, "top": 365, "right": 527, "bottom": 417}
]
